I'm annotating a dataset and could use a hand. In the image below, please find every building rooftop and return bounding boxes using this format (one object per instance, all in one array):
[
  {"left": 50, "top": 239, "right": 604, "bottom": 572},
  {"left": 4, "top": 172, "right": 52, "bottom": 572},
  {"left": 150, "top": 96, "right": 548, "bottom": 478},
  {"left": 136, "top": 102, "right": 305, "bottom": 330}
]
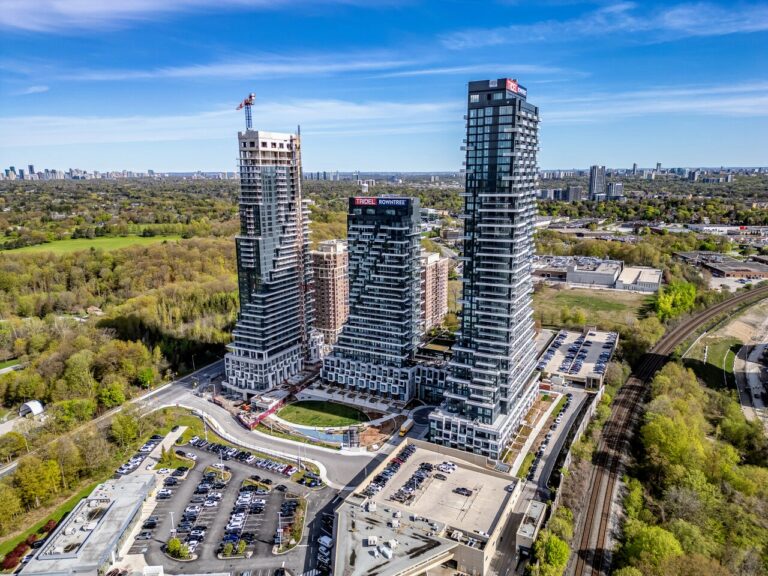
[
  {"left": 22, "top": 474, "right": 155, "bottom": 576},
  {"left": 618, "top": 266, "right": 662, "bottom": 285},
  {"left": 517, "top": 500, "right": 546, "bottom": 541},
  {"left": 334, "top": 440, "right": 521, "bottom": 576}
]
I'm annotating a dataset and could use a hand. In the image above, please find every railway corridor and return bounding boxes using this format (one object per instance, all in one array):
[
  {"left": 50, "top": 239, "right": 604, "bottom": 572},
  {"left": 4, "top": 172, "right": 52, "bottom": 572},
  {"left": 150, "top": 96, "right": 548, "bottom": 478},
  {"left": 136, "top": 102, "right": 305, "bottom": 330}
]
[{"left": 570, "top": 284, "right": 768, "bottom": 576}]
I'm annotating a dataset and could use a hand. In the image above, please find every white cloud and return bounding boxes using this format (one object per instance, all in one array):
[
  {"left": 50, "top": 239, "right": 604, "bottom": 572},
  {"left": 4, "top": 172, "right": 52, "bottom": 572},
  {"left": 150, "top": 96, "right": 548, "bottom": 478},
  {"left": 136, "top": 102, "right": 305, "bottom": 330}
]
[
  {"left": 442, "top": 2, "right": 768, "bottom": 49},
  {"left": 0, "top": 0, "right": 396, "bottom": 32},
  {"left": 65, "top": 54, "right": 415, "bottom": 81},
  {"left": 0, "top": 98, "right": 460, "bottom": 147},
  {"left": 542, "top": 81, "right": 768, "bottom": 123},
  {"left": 13, "top": 85, "right": 49, "bottom": 95},
  {"left": 373, "top": 63, "right": 572, "bottom": 78}
]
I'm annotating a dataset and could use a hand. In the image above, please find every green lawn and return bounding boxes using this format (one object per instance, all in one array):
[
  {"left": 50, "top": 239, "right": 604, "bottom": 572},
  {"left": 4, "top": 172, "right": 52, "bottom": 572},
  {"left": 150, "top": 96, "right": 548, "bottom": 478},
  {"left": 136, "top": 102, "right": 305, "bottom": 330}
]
[
  {"left": 277, "top": 401, "right": 368, "bottom": 428},
  {"left": 0, "top": 359, "right": 19, "bottom": 370},
  {"left": 6, "top": 235, "right": 181, "bottom": 254},
  {"left": 683, "top": 335, "right": 741, "bottom": 390},
  {"left": 516, "top": 452, "right": 536, "bottom": 479},
  {"left": 533, "top": 286, "right": 650, "bottom": 329}
]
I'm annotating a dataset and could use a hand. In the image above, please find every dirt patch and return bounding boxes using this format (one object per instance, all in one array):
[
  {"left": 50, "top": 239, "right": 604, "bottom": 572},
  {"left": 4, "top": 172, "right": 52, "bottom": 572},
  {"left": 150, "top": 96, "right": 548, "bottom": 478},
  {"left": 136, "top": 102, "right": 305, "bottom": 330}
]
[{"left": 719, "top": 301, "right": 768, "bottom": 341}]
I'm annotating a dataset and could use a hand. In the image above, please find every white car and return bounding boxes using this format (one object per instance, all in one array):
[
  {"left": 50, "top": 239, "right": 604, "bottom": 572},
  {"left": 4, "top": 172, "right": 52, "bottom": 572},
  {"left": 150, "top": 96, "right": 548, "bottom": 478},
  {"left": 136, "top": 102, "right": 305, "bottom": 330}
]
[
  {"left": 213, "top": 463, "right": 227, "bottom": 470},
  {"left": 204, "top": 499, "right": 218, "bottom": 507},
  {"left": 185, "top": 453, "right": 197, "bottom": 461},
  {"left": 157, "top": 468, "right": 171, "bottom": 475},
  {"left": 189, "top": 436, "right": 200, "bottom": 444}
]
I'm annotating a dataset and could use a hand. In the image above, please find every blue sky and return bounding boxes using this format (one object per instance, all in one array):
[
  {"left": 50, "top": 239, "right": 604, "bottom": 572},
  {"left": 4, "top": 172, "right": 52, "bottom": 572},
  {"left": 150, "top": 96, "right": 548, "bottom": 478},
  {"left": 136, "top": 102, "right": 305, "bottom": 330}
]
[{"left": 0, "top": 0, "right": 766, "bottom": 172}]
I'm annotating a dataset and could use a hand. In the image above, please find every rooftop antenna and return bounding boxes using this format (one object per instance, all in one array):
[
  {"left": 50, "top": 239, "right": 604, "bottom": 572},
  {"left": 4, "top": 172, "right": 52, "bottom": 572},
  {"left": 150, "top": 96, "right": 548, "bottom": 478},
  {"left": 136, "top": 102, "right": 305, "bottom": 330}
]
[{"left": 236, "top": 93, "right": 256, "bottom": 130}]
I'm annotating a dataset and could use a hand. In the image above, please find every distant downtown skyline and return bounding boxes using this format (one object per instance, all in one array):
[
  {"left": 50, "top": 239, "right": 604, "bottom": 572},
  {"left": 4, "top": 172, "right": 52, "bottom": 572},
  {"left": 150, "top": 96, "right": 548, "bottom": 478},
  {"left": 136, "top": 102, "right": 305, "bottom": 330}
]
[{"left": 1, "top": 0, "right": 766, "bottom": 172}]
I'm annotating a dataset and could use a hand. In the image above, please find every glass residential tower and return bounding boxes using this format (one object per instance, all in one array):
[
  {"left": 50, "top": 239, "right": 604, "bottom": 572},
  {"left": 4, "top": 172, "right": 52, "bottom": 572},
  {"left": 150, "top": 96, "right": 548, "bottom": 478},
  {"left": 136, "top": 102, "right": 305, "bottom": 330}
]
[
  {"left": 429, "top": 79, "right": 540, "bottom": 458},
  {"left": 224, "top": 129, "right": 320, "bottom": 396}
]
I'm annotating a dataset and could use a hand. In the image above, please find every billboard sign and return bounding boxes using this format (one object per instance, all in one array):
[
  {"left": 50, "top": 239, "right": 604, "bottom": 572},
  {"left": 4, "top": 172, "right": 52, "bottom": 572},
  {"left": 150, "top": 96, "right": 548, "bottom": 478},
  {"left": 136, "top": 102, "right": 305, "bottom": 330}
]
[
  {"left": 354, "top": 197, "right": 377, "bottom": 206},
  {"left": 506, "top": 78, "right": 527, "bottom": 97},
  {"left": 378, "top": 198, "right": 409, "bottom": 207}
]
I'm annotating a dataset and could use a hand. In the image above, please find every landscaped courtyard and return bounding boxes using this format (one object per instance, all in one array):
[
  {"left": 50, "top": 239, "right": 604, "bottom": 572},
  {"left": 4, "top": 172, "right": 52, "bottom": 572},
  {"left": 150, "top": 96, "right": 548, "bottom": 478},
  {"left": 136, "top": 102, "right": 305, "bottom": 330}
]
[{"left": 277, "top": 400, "right": 369, "bottom": 428}]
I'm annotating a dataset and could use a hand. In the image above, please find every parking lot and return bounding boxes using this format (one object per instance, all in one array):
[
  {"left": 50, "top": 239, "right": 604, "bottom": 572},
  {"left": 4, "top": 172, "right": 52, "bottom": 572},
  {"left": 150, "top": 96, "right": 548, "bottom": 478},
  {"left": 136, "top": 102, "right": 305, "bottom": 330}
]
[
  {"left": 132, "top": 438, "right": 337, "bottom": 575},
  {"left": 537, "top": 329, "right": 618, "bottom": 385}
]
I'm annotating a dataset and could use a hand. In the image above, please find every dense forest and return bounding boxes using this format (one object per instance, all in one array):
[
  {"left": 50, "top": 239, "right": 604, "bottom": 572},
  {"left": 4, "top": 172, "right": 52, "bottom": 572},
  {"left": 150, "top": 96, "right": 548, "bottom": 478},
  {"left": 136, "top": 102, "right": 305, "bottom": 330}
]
[
  {"left": 0, "top": 180, "right": 239, "bottom": 250},
  {"left": 614, "top": 363, "right": 768, "bottom": 575}
]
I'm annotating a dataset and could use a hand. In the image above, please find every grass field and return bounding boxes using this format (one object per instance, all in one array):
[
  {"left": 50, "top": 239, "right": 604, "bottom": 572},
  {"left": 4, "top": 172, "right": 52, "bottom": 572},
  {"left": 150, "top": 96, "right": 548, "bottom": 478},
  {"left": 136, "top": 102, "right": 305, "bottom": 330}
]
[
  {"left": 533, "top": 286, "right": 651, "bottom": 329},
  {"left": 277, "top": 401, "right": 368, "bottom": 428},
  {"left": 684, "top": 335, "right": 741, "bottom": 390},
  {"left": 0, "top": 358, "right": 18, "bottom": 370},
  {"left": 6, "top": 235, "right": 181, "bottom": 254}
]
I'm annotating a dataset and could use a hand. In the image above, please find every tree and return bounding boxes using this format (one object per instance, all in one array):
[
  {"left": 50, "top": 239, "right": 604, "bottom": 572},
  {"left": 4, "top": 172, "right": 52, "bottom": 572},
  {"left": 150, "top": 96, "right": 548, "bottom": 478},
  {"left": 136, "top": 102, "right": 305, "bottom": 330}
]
[
  {"left": 78, "top": 431, "right": 111, "bottom": 474},
  {"left": 222, "top": 542, "right": 234, "bottom": 556},
  {"left": 659, "top": 554, "right": 731, "bottom": 576},
  {"left": 110, "top": 412, "right": 139, "bottom": 447},
  {"left": 97, "top": 381, "right": 126, "bottom": 409},
  {"left": 622, "top": 520, "right": 683, "bottom": 569},
  {"left": 13, "top": 456, "right": 61, "bottom": 508},
  {"left": 49, "top": 399, "right": 97, "bottom": 432},
  {"left": 236, "top": 539, "right": 246, "bottom": 555},
  {"left": 533, "top": 530, "right": 570, "bottom": 576},
  {"left": 63, "top": 349, "right": 97, "bottom": 399},
  {"left": 655, "top": 281, "right": 696, "bottom": 322},
  {"left": 548, "top": 507, "right": 574, "bottom": 542},
  {"left": 0, "top": 432, "right": 28, "bottom": 462},
  {"left": 166, "top": 537, "right": 184, "bottom": 558},
  {"left": 137, "top": 367, "right": 155, "bottom": 389},
  {"left": 613, "top": 568, "right": 643, "bottom": 576},
  {"left": 442, "top": 312, "right": 459, "bottom": 333},
  {"left": 0, "top": 484, "right": 23, "bottom": 535}
]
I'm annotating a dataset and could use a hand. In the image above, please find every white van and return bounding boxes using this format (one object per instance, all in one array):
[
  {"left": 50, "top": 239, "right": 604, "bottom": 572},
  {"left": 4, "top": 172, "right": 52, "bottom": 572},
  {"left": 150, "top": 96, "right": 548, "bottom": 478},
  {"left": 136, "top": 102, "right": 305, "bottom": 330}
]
[{"left": 318, "top": 535, "right": 333, "bottom": 549}]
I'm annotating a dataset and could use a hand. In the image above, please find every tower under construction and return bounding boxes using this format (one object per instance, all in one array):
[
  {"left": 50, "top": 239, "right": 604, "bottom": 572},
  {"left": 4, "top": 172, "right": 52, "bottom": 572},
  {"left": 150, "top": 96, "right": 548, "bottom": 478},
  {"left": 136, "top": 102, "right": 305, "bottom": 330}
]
[{"left": 225, "top": 99, "right": 321, "bottom": 395}]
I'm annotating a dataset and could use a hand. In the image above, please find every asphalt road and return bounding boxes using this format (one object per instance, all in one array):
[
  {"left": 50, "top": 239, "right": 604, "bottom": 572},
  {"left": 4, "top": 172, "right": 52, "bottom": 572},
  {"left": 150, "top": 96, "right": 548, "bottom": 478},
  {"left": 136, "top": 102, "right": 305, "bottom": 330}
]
[
  {"left": 489, "top": 388, "right": 591, "bottom": 575},
  {"left": 153, "top": 386, "right": 375, "bottom": 488}
]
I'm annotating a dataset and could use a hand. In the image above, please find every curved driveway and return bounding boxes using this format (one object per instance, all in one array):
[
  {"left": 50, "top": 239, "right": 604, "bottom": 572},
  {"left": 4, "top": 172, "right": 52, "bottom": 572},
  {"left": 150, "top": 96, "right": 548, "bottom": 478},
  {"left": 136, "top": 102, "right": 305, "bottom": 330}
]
[{"left": 141, "top": 363, "right": 377, "bottom": 489}]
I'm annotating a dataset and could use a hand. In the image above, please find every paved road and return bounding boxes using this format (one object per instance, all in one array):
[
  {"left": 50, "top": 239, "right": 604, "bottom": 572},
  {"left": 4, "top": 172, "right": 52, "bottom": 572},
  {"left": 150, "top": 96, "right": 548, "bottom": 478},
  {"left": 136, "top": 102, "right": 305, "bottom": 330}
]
[
  {"left": 0, "top": 362, "right": 223, "bottom": 478},
  {"left": 734, "top": 339, "right": 768, "bottom": 433},
  {"left": 154, "top": 387, "right": 376, "bottom": 488},
  {"left": 489, "top": 388, "right": 590, "bottom": 576}
]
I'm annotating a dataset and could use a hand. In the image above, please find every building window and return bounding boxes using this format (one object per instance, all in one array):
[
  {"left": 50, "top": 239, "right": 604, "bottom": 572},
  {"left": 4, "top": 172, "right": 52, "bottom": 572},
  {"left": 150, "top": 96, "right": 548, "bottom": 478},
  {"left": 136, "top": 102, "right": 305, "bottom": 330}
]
[{"left": 470, "top": 94, "right": 480, "bottom": 103}]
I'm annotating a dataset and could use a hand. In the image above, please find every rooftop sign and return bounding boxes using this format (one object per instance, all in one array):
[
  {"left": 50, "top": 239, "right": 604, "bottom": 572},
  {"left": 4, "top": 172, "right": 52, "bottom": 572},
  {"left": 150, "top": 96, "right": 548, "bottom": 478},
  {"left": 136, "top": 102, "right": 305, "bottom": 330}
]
[
  {"left": 353, "top": 197, "right": 409, "bottom": 207},
  {"left": 506, "top": 78, "right": 527, "bottom": 98}
]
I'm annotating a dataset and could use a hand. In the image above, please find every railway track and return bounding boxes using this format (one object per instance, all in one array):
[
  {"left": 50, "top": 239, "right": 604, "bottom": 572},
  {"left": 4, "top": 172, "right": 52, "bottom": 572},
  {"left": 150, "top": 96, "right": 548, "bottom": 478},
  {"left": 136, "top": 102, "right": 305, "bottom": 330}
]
[{"left": 572, "top": 284, "right": 768, "bottom": 576}]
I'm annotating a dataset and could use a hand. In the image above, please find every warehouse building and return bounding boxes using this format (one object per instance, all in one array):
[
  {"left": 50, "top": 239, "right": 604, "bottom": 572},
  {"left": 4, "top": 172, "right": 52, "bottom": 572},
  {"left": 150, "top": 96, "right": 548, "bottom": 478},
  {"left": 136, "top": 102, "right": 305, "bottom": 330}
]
[
  {"left": 533, "top": 256, "right": 661, "bottom": 292},
  {"left": 21, "top": 474, "right": 156, "bottom": 576}
]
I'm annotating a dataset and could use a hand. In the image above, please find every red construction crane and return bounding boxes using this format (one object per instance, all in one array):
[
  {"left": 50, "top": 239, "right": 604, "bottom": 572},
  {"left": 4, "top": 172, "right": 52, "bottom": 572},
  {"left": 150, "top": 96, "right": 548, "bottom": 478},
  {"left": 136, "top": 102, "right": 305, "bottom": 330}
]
[{"left": 236, "top": 93, "right": 256, "bottom": 130}]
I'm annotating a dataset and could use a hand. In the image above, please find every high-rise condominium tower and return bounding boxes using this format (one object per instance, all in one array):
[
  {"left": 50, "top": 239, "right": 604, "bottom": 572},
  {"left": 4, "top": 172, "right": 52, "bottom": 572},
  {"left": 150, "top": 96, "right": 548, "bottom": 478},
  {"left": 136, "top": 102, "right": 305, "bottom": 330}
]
[
  {"left": 421, "top": 251, "right": 450, "bottom": 333},
  {"left": 321, "top": 196, "right": 422, "bottom": 402},
  {"left": 430, "top": 78, "right": 540, "bottom": 459},
  {"left": 312, "top": 240, "right": 349, "bottom": 348},
  {"left": 589, "top": 165, "right": 606, "bottom": 200},
  {"left": 224, "top": 129, "right": 319, "bottom": 396}
]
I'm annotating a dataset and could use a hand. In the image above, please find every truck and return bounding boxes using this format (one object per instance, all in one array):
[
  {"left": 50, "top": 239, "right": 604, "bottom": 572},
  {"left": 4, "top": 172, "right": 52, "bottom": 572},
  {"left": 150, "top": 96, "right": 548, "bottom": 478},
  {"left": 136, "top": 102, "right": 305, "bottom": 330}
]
[{"left": 399, "top": 418, "right": 414, "bottom": 437}]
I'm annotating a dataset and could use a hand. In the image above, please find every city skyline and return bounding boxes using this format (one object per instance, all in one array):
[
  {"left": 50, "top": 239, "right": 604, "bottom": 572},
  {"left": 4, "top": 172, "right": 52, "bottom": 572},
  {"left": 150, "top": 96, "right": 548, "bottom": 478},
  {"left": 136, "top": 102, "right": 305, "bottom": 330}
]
[{"left": 1, "top": 1, "right": 767, "bottom": 171}]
